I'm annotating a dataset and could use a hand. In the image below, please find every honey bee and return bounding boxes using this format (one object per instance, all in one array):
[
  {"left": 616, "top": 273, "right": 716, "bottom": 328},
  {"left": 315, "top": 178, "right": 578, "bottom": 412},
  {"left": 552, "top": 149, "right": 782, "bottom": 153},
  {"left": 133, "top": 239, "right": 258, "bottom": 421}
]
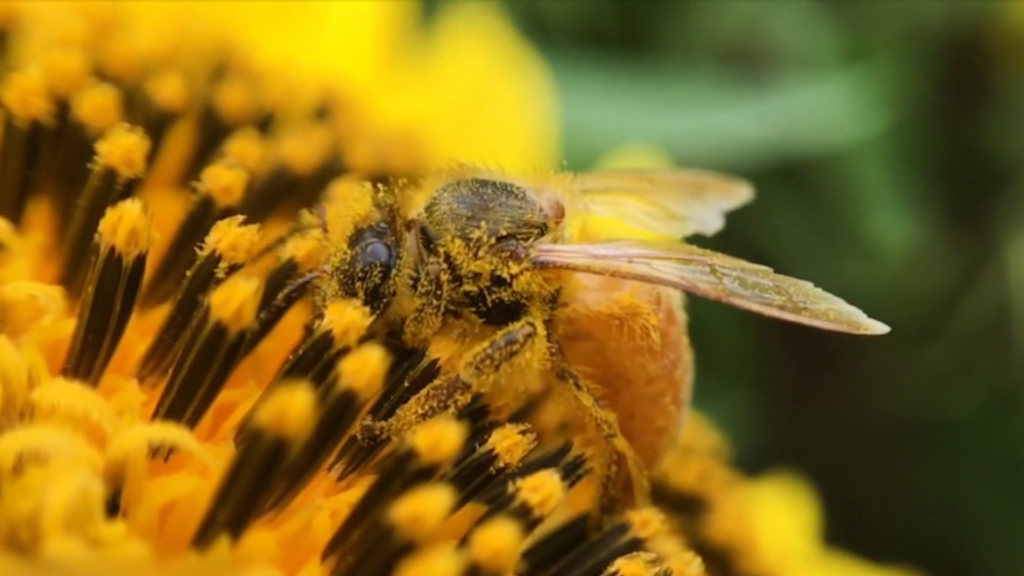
[{"left": 311, "top": 165, "right": 889, "bottom": 517}]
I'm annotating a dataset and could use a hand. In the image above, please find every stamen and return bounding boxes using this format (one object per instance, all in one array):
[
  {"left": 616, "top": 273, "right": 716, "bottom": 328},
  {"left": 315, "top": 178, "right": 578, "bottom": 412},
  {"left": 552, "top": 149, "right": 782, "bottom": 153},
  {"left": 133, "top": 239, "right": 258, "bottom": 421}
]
[
  {"left": 183, "top": 73, "right": 267, "bottom": 183},
  {"left": 322, "top": 417, "right": 467, "bottom": 563},
  {"left": 191, "top": 380, "right": 317, "bottom": 550},
  {"left": 239, "top": 229, "right": 326, "bottom": 358},
  {"left": 150, "top": 274, "right": 261, "bottom": 429},
  {"left": 134, "top": 69, "right": 189, "bottom": 162},
  {"left": 261, "top": 343, "right": 390, "bottom": 513},
  {"left": 0, "top": 68, "right": 55, "bottom": 223},
  {"left": 241, "top": 123, "right": 339, "bottom": 221},
  {"left": 466, "top": 516, "right": 525, "bottom": 576},
  {"left": 331, "top": 348, "right": 441, "bottom": 476},
  {"left": 392, "top": 546, "right": 467, "bottom": 576},
  {"left": 446, "top": 423, "right": 537, "bottom": 509},
  {"left": 103, "top": 422, "right": 204, "bottom": 519},
  {"left": 59, "top": 123, "right": 151, "bottom": 297},
  {"left": 48, "top": 81, "right": 129, "bottom": 218},
  {"left": 601, "top": 552, "right": 666, "bottom": 576},
  {"left": 28, "top": 377, "right": 117, "bottom": 447},
  {"left": 141, "top": 161, "right": 250, "bottom": 307},
  {"left": 136, "top": 216, "right": 260, "bottom": 384},
  {"left": 62, "top": 198, "right": 153, "bottom": 385}
]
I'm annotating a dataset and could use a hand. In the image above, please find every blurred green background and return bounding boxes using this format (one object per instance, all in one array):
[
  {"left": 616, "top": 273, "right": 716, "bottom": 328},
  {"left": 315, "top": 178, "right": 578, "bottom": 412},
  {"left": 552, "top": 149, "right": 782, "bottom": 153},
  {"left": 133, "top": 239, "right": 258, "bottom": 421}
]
[{"left": 466, "top": 2, "right": 1021, "bottom": 576}]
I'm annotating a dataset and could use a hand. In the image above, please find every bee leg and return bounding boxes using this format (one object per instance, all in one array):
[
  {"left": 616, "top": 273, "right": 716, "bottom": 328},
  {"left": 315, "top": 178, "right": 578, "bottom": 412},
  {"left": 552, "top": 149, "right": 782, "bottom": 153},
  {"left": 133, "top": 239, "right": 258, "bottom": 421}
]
[
  {"left": 550, "top": 348, "right": 650, "bottom": 522},
  {"left": 360, "top": 318, "right": 542, "bottom": 441},
  {"left": 403, "top": 258, "right": 447, "bottom": 344}
]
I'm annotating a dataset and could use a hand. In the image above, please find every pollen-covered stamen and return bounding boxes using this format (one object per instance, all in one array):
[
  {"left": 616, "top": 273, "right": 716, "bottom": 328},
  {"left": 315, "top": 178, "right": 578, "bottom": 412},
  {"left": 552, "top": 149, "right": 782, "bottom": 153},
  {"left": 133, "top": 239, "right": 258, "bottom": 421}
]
[
  {"left": 142, "top": 160, "right": 251, "bottom": 308},
  {"left": 239, "top": 228, "right": 326, "bottom": 359},
  {"left": 466, "top": 515, "right": 526, "bottom": 576},
  {"left": 261, "top": 343, "right": 390, "bottom": 513},
  {"left": 183, "top": 73, "right": 268, "bottom": 184},
  {"left": 473, "top": 441, "right": 574, "bottom": 507},
  {"left": 49, "top": 81, "right": 128, "bottom": 220},
  {"left": 601, "top": 552, "right": 667, "bottom": 576},
  {"left": 150, "top": 274, "right": 262, "bottom": 429},
  {"left": 331, "top": 347, "right": 441, "bottom": 477},
  {"left": 28, "top": 377, "right": 118, "bottom": 448},
  {"left": 0, "top": 68, "right": 55, "bottom": 223},
  {"left": 133, "top": 69, "right": 189, "bottom": 162},
  {"left": 334, "top": 482, "right": 458, "bottom": 576},
  {"left": 473, "top": 468, "right": 568, "bottom": 538},
  {"left": 445, "top": 423, "right": 538, "bottom": 509},
  {"left": 62, "top": 198, "right": 153, "bottom": 385},
  {"left": 518, "top": 513, "right": 592, "bottom": 576},
  {"left": 136, "top": 216, "right": 261, "bottom": 385},
  {"left": 277, "top": 299, "right": 373, "bottom": 387},
  {"left": 242, "top": 123, "right": 340, "bottom": 221},
  {"left": 219, "top": 126, "right": 267, "bottom": 174},
  {"left": 322, "top": 417, "right": 468, "bottom": 563},
  {"left": 191, "top": 379, "right": 317, "bottom": 550},
  {"left": 393, "top": 546, "right": 468, "bottom": 576},
  {"left": 535, "top": 508, "right": 668, "bottom": 576},
  {"left": 59, "top": 123, "right": 150, "bottom": 297},
  {"left": 102, "top": 421, "right": 205, "bottom": 519}
]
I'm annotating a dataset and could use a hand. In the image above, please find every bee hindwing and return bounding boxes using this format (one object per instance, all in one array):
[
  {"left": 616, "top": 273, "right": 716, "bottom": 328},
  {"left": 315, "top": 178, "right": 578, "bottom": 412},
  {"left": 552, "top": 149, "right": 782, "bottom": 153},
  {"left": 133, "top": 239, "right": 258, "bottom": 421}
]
[
  {"left": 533, "top": 240, "right": 890, "bottom": 335},
  {"left": 574, "top": 169, "right": 755, "bottom": 238}
]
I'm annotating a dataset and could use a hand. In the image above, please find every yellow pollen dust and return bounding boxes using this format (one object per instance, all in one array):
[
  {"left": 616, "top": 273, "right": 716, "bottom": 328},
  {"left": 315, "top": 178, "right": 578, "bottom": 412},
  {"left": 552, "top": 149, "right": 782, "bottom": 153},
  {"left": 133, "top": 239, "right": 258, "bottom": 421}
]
[
  {"left": 40, "top": 47, "right": 91, "bottom": 98},
  {"left": 143, "top": 70, "right": 190, "bottom": 114},
  {"left": 0, "top": 68, "right": 55, "bottom": 127},
  {"left": 97, "top": 198, "right": 155, "bottom": 258},
  {"left": 221, "top": 127, "right": 267, "bottom": 174},
  {"left": 93, "top": 123, "right": 151, "bottom": 180},
  {"left": 467, "top": 516, "right": 524, "bottom": 575},
  {"left": 487, "top": 423, "right": 536, "bottom": 469},
  {"left": 71, "top": 81, "right": 125, "bottom": 137},
  {"left": 408, "top": 417, "right": 467, "bottom": 467},
  {"left": 512, "top": 470, "right": 564, "bottom": 518},
  {"left": 337, "top": 343, "right": 390, "bottom": 400},
  {"left": 200, "top": 216, "right": 261, "bottom": 265},
  {"left": 250, "top": 379, "right": 317, "bottom": 442},
  {"left": 207, "top": 275, "right": 262, "bottom": 334},
  {"left": 199, "top": 162, "right": 250, "bottom": 209},
  {"left": 386, "top": 482, "right": 456, "bottom": 543}
]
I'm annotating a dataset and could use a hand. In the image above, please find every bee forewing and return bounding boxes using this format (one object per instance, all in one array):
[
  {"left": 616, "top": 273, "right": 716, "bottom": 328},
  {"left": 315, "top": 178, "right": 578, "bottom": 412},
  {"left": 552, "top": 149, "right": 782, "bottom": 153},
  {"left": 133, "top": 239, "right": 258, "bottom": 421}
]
[
  {"left": 574, "top": 169, "right": 755, "bottom": 238},
  {"left": 534, "top": 241, "right": 891, "bottom": 335}
]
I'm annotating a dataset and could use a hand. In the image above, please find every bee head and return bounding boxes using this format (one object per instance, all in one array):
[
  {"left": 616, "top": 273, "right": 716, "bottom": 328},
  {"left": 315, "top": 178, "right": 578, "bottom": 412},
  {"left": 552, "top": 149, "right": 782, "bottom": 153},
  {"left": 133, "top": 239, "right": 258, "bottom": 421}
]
[
  {"left": 419, "top": 177, "right": 563, "bottom": 263},
  {"left": 323, "top": 192, "right": 403, "bottom": 315}
]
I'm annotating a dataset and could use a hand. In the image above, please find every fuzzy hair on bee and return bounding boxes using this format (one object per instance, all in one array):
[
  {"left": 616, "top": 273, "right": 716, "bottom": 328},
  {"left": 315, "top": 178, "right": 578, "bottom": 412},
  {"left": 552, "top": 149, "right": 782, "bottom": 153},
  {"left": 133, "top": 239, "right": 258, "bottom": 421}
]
[{"left": 299, "top": 164, "right": 889, "bottom": 519}]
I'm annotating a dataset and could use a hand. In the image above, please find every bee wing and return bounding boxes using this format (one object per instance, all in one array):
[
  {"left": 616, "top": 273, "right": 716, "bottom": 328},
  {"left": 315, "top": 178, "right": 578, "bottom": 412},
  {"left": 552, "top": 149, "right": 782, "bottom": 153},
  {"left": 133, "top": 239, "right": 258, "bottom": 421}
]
[
  {"left": 574, "top": 169, "right": 755, "bottom": 238},
  {"left": 534, "top": 240, "right": 890, "bottom": 335}
]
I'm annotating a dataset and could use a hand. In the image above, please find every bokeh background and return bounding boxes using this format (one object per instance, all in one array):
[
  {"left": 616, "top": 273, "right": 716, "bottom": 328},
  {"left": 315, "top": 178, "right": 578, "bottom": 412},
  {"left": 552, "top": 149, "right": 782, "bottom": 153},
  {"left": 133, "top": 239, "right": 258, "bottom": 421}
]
[{"left": 453, "top": 2, "right": 1020, "bottom": 576}]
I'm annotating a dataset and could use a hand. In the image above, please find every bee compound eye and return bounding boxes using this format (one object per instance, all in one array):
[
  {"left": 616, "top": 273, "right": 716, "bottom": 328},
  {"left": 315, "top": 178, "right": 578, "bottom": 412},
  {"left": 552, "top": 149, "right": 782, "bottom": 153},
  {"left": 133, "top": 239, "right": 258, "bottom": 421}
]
[{"left": 355, "top": 239, "right": 394, "bottom": 268}]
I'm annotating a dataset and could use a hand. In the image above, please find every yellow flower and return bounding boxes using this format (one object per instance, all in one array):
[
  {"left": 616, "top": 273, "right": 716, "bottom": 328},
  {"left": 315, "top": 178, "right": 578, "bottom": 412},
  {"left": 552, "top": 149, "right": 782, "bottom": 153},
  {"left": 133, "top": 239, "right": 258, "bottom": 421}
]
[
  {"left": 0, "top": 4, "right": 922, "bottom": 576},
  {"left": 654, "top": 412, "right": 927, "bottom": 576}
]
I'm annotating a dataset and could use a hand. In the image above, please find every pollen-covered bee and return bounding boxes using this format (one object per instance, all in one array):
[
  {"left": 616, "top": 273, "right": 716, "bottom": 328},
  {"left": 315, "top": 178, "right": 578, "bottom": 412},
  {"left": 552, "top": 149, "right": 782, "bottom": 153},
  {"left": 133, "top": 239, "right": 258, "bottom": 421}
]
[{"left": 310, "top": 165, "right": 889, "bottom": 516}]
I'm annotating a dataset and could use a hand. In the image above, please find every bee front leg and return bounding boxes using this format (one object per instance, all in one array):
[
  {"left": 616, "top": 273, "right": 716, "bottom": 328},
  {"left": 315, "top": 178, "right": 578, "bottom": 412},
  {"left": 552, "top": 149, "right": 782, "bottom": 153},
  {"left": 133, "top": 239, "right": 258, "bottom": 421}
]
[
  {"left": 360, "top": 318, "right": 542, "bottom": 442},
  {"left": 403, "top": 258, "right": 447, "bottom": 344}
]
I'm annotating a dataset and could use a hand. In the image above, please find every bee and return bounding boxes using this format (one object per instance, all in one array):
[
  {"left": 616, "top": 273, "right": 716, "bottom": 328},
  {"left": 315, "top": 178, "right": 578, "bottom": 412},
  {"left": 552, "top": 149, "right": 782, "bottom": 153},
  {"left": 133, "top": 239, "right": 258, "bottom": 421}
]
[{"left": 310, "top": 165, "right": 889, "bottom": 517}]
